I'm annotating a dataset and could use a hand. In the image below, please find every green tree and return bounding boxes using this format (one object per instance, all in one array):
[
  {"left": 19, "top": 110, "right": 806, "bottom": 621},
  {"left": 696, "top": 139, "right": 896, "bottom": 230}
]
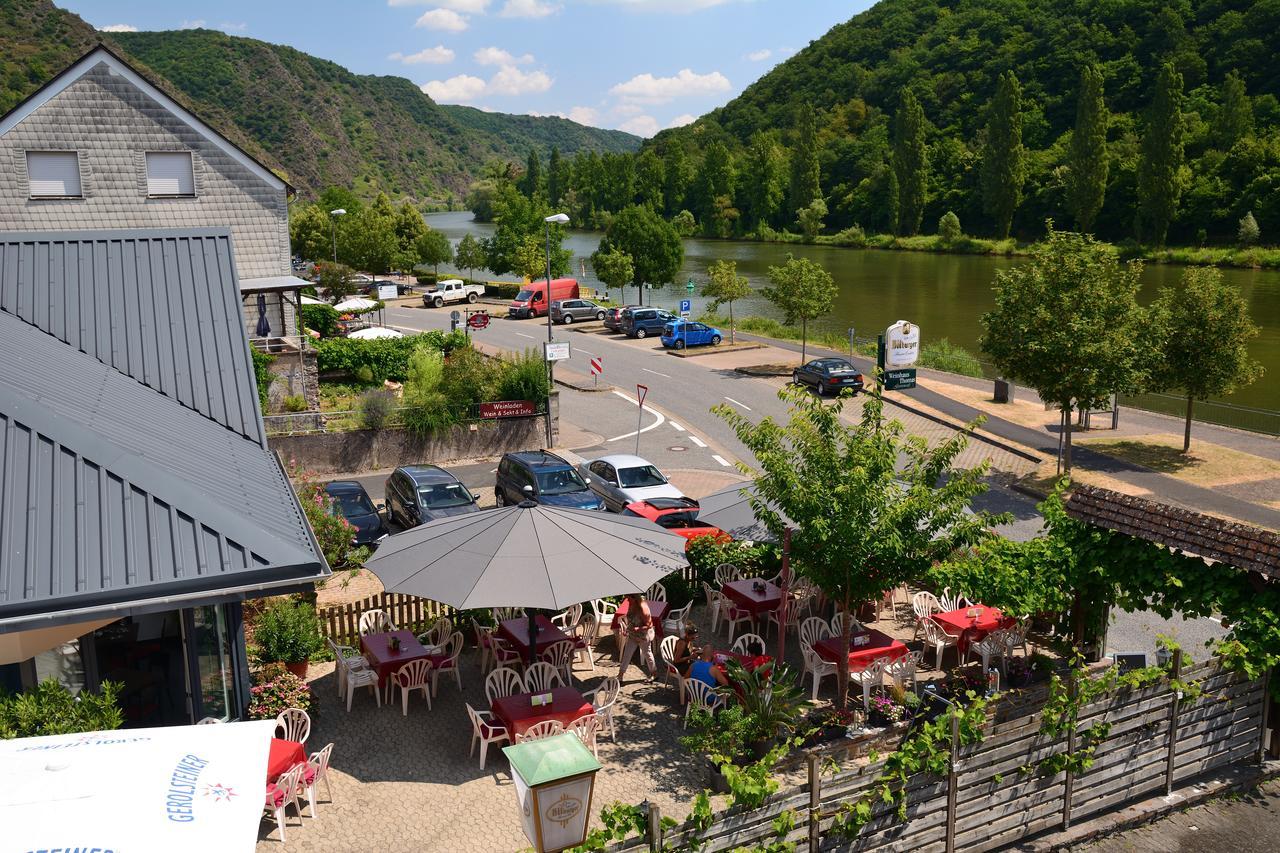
[
  {"left": 738, "top": 133, "right": 786, "bottom": 232},
  {"left": 318, "top": 186, "right": 361, "bottom": 216},
  {"left": 415, "top": 229, "right": 454, "bottom": 279},
  {"left": 393, "top": 201, "right": 428, "bottom": 270},
  {"left": 519, "top": 148, "right": 543, "bottom": 200},
  {"left": 892, "top": 89, "right": 928, "bottom": 236},
  {"left": 788, "top": 104, "right": 822, "bottom": 219},
  {"left": 1066, "top": 65, "right": 1110, "bottom": 233},
  {"left": 691, "top": 142, "right": 736, "bottom": 236},
  {"left": 597, "top": 204, "right": 684, "bottom": 304},
  {"left": 938, "top": 210, "right": 962, "bottom": 242},
  {"left": 318, "top": 262, "right": 357, "bottom": 304},
  {"left": 662, "top": 144, "right": 692, "bottom": 217},
  {"left": 702, "top": 259, "right": 751, "bottom": 343},
  {"left": 980, "top": 226, "right": 1148, "bottom": 472},
  {"left": 762, "top": 255, "right": 836, "bottom": 361},
  {"left": 1147, "top": 267, "right": 1263, "bottom": 452},
  {"left": 980, "top": 71, "right": 1026, "bottom": 240},
  {"left": 671, "top": 209, "right": 697, "bottom": 237},
  {"left": 796, "top": 198, "right": 827, "bottom": 241},
  {"left": 1238, "top": 211, "right": 1260, "bottom": 246},
  {"left": 634, "top": 148, "right": 666, "bottom": 211},
  {"left": 483, "top": 188, "right": 571, "bottom": 278},
  {"left": 715, "top": 384, "right": 999, "bottom": 707},
  {"left": 1137, "top": 63, "right": 1186, "bottom": 247},
  {"left": 341, "top": 207, "right": 398, "bottom": 274},
  {"left": 547, "top": 146, "right": 568, "bottom": 208},
  {"left": 453, "top": 233, "right": 486, "bottom": 283},
  {"left": 590, "top": 245, "right": 635, "bottom": 302},
  {"left": 1218, "top": 71, "right": 1253, "bottom": 149},
  {"left": 289, "top": 203, "right": 331, "bottom": 262}
]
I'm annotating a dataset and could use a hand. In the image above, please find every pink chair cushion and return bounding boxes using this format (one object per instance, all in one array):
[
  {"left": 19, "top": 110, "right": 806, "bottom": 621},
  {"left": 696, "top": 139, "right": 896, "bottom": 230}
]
[
  {"left": 304, "top": 767, "right": 318, "bottom": 784},
  {"left": 265, "top": 784, "right": 287, "bottom": 808},
  {"left": 479, "top": 721, "right": 506, "bottom": 739}
]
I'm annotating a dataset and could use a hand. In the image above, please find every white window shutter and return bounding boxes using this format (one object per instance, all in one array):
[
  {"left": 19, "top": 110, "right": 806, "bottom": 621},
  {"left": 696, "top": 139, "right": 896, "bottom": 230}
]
[
  {"left": 26, "top": 151, "right": 81, "bottom": 197},
  {"left": 145, "top": 152, "right": 195, "bottom": 196}
]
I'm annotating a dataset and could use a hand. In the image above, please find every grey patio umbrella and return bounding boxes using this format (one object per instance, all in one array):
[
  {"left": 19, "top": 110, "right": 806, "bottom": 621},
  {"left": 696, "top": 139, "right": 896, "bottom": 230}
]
[
  {"left": 255, "top": 292, "right": 271, "bottom": 338},
  {"left": 695, "top": 482, "right": 792, "bottom": 542}
]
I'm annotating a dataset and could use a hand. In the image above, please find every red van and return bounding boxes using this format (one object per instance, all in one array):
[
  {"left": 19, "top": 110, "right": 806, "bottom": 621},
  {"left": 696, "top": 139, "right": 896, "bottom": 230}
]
[{"left": 510, "top": 278, "right": 579, "bottom": 318}]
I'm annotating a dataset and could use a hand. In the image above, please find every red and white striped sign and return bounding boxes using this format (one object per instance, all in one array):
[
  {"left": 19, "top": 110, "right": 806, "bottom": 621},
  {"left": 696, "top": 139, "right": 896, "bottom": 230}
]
[{"left": 589, "top": 357, "right": 603, "bottom": 376}]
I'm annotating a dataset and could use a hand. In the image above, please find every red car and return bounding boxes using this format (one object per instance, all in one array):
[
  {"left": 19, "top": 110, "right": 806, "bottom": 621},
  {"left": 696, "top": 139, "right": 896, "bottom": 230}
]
[{"left": 622, "top": 497, "right": 727, "bottom": 544}]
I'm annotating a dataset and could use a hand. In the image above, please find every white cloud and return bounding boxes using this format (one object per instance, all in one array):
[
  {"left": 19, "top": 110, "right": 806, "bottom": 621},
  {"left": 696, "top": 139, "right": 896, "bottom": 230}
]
[
  {"left": 619, "top": 115, "right": 660, "bottom": 137},
  {"left": 390, "top": 0, "right": 490, "bottom": 9},
  {"left": 474, "top": 46, "right": 533, "bottom": 66},
  {"left": 414, "top": 8, "right": 469, "bottom": 30},
  {"left": 569, "top": 106, "right": 600, "bottom": 125},
  {"left": 421, "top": 75, "right": 487, "bottom": 104},
  {"left": 609, "top": 68, "right": 730, "bottom": 105},
  {"left": 99, "top": 23, "right": 138, "bottom": 32},
  {"left": 389, "top": 45, "right": 456, "bottom": 64},
  {"left": 667, "top": 114, "right": 696, "bottom": 128},
  {"left": 488, "top": 66, "right": 553, "bottom": 96},
  {"left": 498, "top": 0, "right": 561, "bottom": 18},
  {"left": 178, "top": 19, "right": 206, "bottom": 29},
  {"left": 745, "top": 48, "right": 771, "bottom": 62}
]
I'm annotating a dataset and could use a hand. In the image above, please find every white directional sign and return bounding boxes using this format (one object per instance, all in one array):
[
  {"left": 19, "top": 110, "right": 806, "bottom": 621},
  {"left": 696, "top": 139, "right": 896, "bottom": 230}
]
[{"left": 544, "top": 340, "right": 572, "bottom": 362}]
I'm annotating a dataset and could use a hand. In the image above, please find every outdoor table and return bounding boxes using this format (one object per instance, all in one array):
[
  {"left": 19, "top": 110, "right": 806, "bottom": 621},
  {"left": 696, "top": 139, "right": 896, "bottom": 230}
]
[
  {"left": 932, "top": 605, "right": 1014, "bottom": 655},
  {"left": 360, "top": 630, "right": 443, "bottom": 688},
  {"left": 709, "top": 650, "right": 772, "bottom": 673},
  {"left": 266, "top": 738, "right": 306, "bottom": 784},
  {"left": 611, "top": 598, "right": 671, "bottom": 641},
  {"left": 814, "top": 629, "right": 908, "bottom": 672},
  {"left": 490, "top": 686, "right": 595, "bottom": 738},
  {"left": 498, "top": 615, "right": 570, "bottom": 659},
  {"left": 721, "top": 578, "right": 782, "bottom": 617}
]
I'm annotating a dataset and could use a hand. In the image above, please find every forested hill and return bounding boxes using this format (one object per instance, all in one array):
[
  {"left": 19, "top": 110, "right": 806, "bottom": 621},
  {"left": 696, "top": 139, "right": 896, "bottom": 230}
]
[
  {"left": 0, "top": 0, "right": 639, "bottom": 202},
  {"left": 650, "top": 0, "right": 1280, "bottom": 245}
]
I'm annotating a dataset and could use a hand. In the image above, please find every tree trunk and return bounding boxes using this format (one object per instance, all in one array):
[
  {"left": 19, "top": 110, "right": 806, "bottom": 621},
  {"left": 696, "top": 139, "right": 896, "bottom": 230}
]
[
  {"left": 1063, "top": 400, "right": 1074, "bottom": 473},
  {"left": 1183, "top": 395, "right": 1194, "bottom": 453},
  {"left": 835, "top": 591, "right": 851, "bottom": 711},
  {"left": 729, "top": 301, "right": 735, "bottom": 344},
  {"left": 801, "top": 318, "right": 808, "bottom": 362}
]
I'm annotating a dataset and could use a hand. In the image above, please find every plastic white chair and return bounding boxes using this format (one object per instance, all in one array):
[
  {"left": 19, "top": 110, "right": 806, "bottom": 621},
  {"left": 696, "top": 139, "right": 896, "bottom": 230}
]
[
  {"left": 302, "top": 742, "right": 334, "bottom": 816},
  {"left": 831, "top": 611, "right": 860, "bottom": 637},
  {"left": 417, "top": 615, "right": 452, "bottom": 649},
  {"left": 732, "top": 632, "right": 767, "bottom": 657},
  {"left": 524, "top": 661, "right": 565, "bottom": 693},
  {"left": 659, "top": 634, "right": 685, "bottom": 702},
  {"left": 196, "top": 716, "right": 222, "bottom": 724},
  {"left": 515, "top": 719, "right": 565, "bottom": 743},
  {"left": 432, "top": 631, "right": 465, "bottom": 696},
  {"left": 968, "top": 631, "right": 1011, "bottom": 676},
  {"left": 263, "top": 763, "right": 305, "bottom": 841},
  {"left": 275, "top": 708, "right": 311, "bottom": 744},
  {"left": 326, "top": 637, "right": 369, "bottom": 698},
  {"left": 683, "top": 678, "right": 724, "bottom": 728},
  {"left": 490, "top": 636, "right": 523, "bottom": 672},
  {"left": 938, "top": 588, "right": 964, "bottom": 612},
  {"left": 466, "top": 702, "right": 509, "bottom": 770},
  {"left": 492, "top": 606, "right": 522, "bottom": 623},
  {"left": 849, "top": 657, "right": 889, "bottom": 711},
  {"left": 393, "top": 659, "right": 433, "bottom": 716},
  {"left": 566, "top": 713, "right": 603, "bottom": 758},
  {"left": 358, "top": 609, "right": 395, "bottom": 636},
  {"left": 801, "top": 642, "right": 837, "bottom": 701},
  {"left": 584, "top": 677, "right": 620, "bottom": 740},
  {"left": 551, "top": 602, "right": 583, "bottom": 636},
  {"left": 714, "top": 563, "right": 740, "bottom": 588},
  {"left": 540, "top": 639, "right": 576, "bottom": 685},
  {"left": 663, "top": 601, "right": 693, "bottom": 636},
  {"left": 589, "top": 599, "right": 618, "bottom": 647},
  {"left": 921, "top": 617, "right": 960, "bottom": 669},
  {"left": 912, "top": 592, "right": 942, "bottom": 639},
  {"left": 344, "top": 667, "right": 381, "bottom": 711},
  {"left": 485, "top": 667, "right": 524, "bottom": 704},
  {"left": 885, "top": 651, "right": 924, "bottom": 694},
  {"left": 800, "top": 616, "right": 832, "bottom": 650},
  {"left": 1005, "top": 620, "right": 1030, "bottom": 657},
  {"left": 721, "top": 600, "right": 755, "bottom": 644},
  {"left": 472, "top": 619, "right": 496, "bottom": 672},
  {"left": 701, "top": 582, "right": 723, "bottom": 633},
  {"left": 646, "top": 582, "right": 667, "bottom": 602}
]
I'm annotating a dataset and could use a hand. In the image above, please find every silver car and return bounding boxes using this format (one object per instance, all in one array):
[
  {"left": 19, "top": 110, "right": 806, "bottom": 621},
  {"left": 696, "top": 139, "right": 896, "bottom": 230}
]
[
  {"left": 550, "top": 299, "right": 606, "bottom": 324},
  {"left": 577, "top": 454, "right": 684, "bottom": 512}
]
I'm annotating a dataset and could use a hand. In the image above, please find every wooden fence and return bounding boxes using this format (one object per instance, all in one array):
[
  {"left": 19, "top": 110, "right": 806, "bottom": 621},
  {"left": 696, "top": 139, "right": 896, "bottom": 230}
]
[
  {"left": 318, "top": 592, "right": 453, "bottom": 646},
  {"left": 613, "top": 657, "right": 1265, "bottom": 852}
]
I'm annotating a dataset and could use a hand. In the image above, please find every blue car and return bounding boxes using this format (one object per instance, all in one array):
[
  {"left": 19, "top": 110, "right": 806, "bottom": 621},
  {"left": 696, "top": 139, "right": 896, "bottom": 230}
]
[{"left": 660, "top": 320, "right": 724, "bottom": 349}]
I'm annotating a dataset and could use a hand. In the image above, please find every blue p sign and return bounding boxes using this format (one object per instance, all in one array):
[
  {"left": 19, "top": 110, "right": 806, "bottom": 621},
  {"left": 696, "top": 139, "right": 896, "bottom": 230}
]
[{"left": 680, "top": 299, "right": 692, "bottom": 313}]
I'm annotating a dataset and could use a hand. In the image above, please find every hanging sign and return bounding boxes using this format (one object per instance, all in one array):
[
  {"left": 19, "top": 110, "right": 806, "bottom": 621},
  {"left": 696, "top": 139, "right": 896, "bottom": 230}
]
[{"left": 884, "top": 320, "right": 920, "bottom": 368}]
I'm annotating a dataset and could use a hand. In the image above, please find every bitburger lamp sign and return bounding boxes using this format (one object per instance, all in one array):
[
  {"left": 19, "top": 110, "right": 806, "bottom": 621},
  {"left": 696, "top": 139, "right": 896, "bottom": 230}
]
[{"left": 879, "top": 320, "right": 920, "bottom": 390}]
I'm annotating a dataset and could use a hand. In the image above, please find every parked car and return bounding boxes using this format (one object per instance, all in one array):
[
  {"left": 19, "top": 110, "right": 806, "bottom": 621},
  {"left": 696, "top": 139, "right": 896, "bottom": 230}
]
[
  {"left": 620, "top": 307, "right": 677, "bottom": 339},
  {"left": 577, "top": 454, "right": 684, "bottom": 512},
  {"left": 791, "top": 357, "right": 866, "bottom": 396},
  {"left": 622, "top": 497, "right": 727, "bottom": 544},
  {"left": 510, "top": 278, "right": 580, "bottom": 318},
  {"left": 384, "top": 464, "right": 480, "bottom": 529},
  {"left": 423, "top": 278, "right": 484, "bottom": 307},
  {"left": 550, "top": 298, "right": 607, "bottom": 324},
  {"left": 660, "top": 320, "right": 724, "bottom": 349},
  {"left": 324, "top": 480, "right": 388, "bottom": 547},
  {"left": 603, "top": 305, "right": 639, "bottom": 332},
  {"left": 495, "top": 451, "right": 604, "bottom": 510}
]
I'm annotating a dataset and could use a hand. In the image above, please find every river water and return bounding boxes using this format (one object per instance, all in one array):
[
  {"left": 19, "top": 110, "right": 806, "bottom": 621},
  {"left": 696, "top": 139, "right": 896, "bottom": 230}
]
[{"left": 426, "top": 211, "right": 1280, "bottom": 411}]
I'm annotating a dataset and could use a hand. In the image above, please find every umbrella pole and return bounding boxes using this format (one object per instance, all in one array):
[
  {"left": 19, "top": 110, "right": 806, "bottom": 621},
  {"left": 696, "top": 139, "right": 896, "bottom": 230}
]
[
  {"left": 777, "top": 526, "right": 791, "bottom": 664},
  {"left": 527, "top": 607, "right": 539, "bottom": 666}
]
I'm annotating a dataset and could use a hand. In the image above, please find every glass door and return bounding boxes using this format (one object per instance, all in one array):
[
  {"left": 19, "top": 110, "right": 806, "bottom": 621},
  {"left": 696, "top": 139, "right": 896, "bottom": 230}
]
[{"left": 190, "top": 605, "right": 235, "bottom": 721}]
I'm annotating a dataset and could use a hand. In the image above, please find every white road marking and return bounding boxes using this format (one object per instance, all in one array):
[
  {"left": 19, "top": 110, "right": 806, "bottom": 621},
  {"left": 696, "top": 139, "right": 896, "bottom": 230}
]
[
  {"left": 607, "top": 389, "right": 665, "bottom": 441},
  {"left": 643, "top": 368, "right": 671, "bottom": 378},
  {"left": 689, "top": 435, "right": 707, "bottom": 448},
  {"left": 1208, "top": 616, "right": 1223, "bottom": 625},
  {"left": 574, "top": 347, "right": 596, "bottom": 355},
  {"left": 712, "top": 454, "right": 731, "bottom": 467},
  {"left": 515, "top": 332, "right": 535, "bottom": 339},
  {"left": 724, "top": 396, "right": 751, "bottom": 411},
  {"left": 670, "top": 422, "right": 685, "bottom": 431}
]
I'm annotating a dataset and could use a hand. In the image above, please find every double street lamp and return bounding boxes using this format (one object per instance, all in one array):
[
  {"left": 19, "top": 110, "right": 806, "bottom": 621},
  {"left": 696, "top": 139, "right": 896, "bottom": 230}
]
[{"left": 542, "top": 213, "right": 569, "bottom": 448}]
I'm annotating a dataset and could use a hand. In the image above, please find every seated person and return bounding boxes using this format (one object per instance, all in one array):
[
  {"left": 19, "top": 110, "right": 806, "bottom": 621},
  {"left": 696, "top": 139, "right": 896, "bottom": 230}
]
[
  {"left": 671, "top": 624, "right": 699, "bottom": 678},
  {"left": 688, "top": 646, "right": 729, "bottom": 689}
]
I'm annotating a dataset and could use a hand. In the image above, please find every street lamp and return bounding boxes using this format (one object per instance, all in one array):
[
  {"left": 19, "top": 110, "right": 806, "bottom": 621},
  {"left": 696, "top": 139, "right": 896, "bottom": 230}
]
[
  {"left": 329, "top": 208, "right": 346, "bottom": 265},
  {"left": 542, "top": 213, "right": 569, "bottom": 447}
]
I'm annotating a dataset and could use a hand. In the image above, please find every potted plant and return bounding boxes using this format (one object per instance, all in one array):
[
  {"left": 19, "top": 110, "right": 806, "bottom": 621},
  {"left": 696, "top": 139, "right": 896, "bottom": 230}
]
[
  {"left": 680, "top": 705, "right": 753, "bottom": 792},
  {"left": 253, "top": 597, "right": 325, "bottom": 678},
  {"left": 867, "top": 694, "right": 906, "bottom": 727},
  {"left": 803, "top": 707, "right": 857, "bottom": 745},
  {"left": 248, "top": 664, "right": 314, "bottom": 721},
  {"left": 721, "top": 660, "right": 806, "bottom": 759}
]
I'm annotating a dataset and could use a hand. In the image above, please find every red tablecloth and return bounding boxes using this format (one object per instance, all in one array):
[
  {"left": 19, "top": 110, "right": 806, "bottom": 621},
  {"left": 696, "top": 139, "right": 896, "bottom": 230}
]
[
  {"left": 360, "top": 630, "right": 443, "bottom": 687},
  {"left": 932, "top": 606, "right": 1013, "bottom": 655},
  {"left": 814, "top": 630, "right": 908, "bottom": 672},
  {"left": 267, "top": 738, "right": 306, "bottom": 783},
  {"left": 490, "top": 686, "right": 594, "bottom": 737},
  {"left": 722, "top": 579, "right": 782, "bottom": 616},
  {"left": 710, "top": 651, "right": 772, "bottom": 672},
  {"left": 612, "top": 598, "right": 671, "bottom": 641},
  {"left": 497, "top": 615, "right": 570, "bottom": 659}
]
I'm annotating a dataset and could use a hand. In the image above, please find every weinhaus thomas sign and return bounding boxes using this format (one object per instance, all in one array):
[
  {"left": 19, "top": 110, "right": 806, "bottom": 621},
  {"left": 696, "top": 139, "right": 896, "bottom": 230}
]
[{"left": 878, "top": 320, "right": 920, "bottom": 390}]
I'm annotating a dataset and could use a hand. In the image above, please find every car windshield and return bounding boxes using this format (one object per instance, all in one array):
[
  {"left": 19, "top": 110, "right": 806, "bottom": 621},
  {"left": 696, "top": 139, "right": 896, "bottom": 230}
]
[
  {"left": 418, "top": 483, "right": 473, "bottom": 508},
  {"left": 655, "top": 511, "right": 700, "bottom": 528},
  {"left": 618, "top": 465, "right": 667, "bottom": 488},
  {"left": 515, "top": 289, "right": 534, "bottom": 301},
  {"left": 330, "top": 492, "right": 375, "bottom": 517},
  {"left": 536, "top": 467, "right": 588, "bottom": 495}
]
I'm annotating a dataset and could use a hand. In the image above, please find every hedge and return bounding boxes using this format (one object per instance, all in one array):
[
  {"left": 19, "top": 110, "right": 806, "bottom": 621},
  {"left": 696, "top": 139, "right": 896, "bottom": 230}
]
[
  {"left": 485, "top": 281, "right": 523, "bottom": 299},
  {"left": 315, "top": 330, "right": 468, "bottom": 382},
  {"left": 301, "top": 304, "right": 340, "bottom": 338}
]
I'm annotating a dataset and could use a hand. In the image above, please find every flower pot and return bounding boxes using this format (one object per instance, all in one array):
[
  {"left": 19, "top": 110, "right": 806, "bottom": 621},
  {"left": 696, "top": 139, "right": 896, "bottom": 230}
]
[
  {"left": 705, "top": 760, "right": 731, "bottom": 794},
  {"left": 285, "top": 661, "right": 309, "bottom": 679},
  {"left": 748, "top": 737, "right": 779, "bottom": 761}
]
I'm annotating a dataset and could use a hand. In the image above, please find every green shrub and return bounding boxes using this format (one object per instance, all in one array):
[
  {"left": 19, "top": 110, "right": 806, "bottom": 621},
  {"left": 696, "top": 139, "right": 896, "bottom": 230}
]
[
  {"left": 357, "top": 388, "right": 396, "bottom": 430},
  {"left": 251, "top": 349, "right": 274, "bottom": 408},
  {"left": 493, "top": 348, "right": 549, "bottom": 405},
  {"left": 918, "top": 338, "right": 985, "bottom": 378},
  {"left": 283, "top": 394, "right": 308, "bottom": 412},
  {"left": 314, "top": 330, "right": 467, "bottom": 382},
  {"left": 685, "top": 536, "right": 778, "bottom": 590},
  {"left": 0, "top": 680, "right": 124, "bottom": 738},
  {"left": 301, "top": 303, "right": 340, "bottom": 338},
  {"left": 830, "top": 224, "right": 867, "bottom": 247},
  {"left": 484, "top": 281, "right": 522, "bottom": 299},
  {"left": 938, "top": 211, "right": 962, "bottom": 242},
  {"left": 248, "top": 664, "right": 313, "bottom": 721},
  {"left": 252, "top": 598, "right": 324, "bottom": 665},
  {"left": 440, "top": 346, "right": 497, "bottom": 412}
]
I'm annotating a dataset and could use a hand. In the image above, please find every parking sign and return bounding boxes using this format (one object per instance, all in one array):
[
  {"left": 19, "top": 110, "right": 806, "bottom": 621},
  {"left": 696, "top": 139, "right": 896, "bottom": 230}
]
[{"left": 679, "top": 298, "right": 692, "bottom": 318}]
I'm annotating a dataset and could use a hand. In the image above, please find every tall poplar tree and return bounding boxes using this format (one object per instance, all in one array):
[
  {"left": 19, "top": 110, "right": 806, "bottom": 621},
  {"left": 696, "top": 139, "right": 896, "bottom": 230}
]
[
  {"left": 739, "top": 133, "right": 785, "bottom": 231},
  {"left": 1137, "top": 63, "right": 1185, "bottom": 247},
  {"left": 1066, "top": 65, "right": 1109, "bottom": 233},
  {"left": 520, "top": 148, "right": 543, "bottom": 200},
  {"left": 892, "top": 90, "right": 928, "bottom": 236},
  {"left": 547, "top": 146, "right": 566, "bottom": 208},
  {"left": 788, "top": 104, "right": 822, "bottom": 220},
  {"left": 662, "top": 144, "right": 692, "bottom": 218},
  {"left": 1218, "top": 72, "right": 1253, "bottom": 149},
  {"left": 980, "top": 71, "right": 1026, "bottom": 240}
]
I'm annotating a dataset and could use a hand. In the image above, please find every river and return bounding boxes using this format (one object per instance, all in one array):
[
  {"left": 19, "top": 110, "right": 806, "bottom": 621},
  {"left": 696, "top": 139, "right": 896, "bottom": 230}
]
[{"left": 426, "top": 211, "right": 1280, "bottom": 411}]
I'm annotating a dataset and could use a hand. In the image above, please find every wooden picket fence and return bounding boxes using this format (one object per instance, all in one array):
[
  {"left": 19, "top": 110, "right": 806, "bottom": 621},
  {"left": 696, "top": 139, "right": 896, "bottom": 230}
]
[
  {"left": 612, "top": 657, "right": 1266, "bottom": 852},
  {"left": 318, "top": 592, "right": 454, "bottom": 646}
]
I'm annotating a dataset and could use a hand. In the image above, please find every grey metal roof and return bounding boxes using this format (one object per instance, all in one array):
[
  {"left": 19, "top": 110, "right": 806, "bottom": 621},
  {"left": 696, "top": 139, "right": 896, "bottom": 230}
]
[
  {"left": 239, "top": 275, "right": 312, "bottom": 293},
  {"left": 0, "top": 230, "right": 327, "bottom": 633}
]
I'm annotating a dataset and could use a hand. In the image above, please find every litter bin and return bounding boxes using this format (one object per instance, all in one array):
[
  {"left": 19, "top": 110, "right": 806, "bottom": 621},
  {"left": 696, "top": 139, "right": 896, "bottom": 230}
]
[
  {"left": 504, "top": 732, "right": 602, "bottom": 852},
  {"left": 994, "top": 378, "right": 1013, "bottom": 403}
]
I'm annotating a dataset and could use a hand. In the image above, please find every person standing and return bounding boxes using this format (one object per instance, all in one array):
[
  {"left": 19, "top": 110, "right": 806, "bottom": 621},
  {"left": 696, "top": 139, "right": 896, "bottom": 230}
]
[{"left": 617, "top": 593, "right": 656, "bottom": 682}]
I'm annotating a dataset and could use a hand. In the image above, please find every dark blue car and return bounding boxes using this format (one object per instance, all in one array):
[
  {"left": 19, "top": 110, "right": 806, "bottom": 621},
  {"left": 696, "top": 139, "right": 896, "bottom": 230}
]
[
  {"left": 660, "top": 320, "right": 724, "bottom": 349},
  {"left": 495, "top": 451, "right": 605, "bottom": 510}
]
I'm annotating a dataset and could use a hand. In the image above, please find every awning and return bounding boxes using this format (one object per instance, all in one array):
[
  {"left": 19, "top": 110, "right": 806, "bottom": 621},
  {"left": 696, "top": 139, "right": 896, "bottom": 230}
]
[
  {"left": 239, "top": 275, "right": 313, "bottom": 293},
  {"left": 0, "top": 619, "right": 116, "bottom": 665}
]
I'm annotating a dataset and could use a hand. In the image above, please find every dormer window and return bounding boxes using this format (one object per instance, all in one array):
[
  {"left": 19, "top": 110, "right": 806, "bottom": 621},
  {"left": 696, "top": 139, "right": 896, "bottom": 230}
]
[
  {"left": 26, "top": 151, "right": 82, "bottom": 198},
  {"left": 145, "top": 151, "right": 195, "bottom": 197}
]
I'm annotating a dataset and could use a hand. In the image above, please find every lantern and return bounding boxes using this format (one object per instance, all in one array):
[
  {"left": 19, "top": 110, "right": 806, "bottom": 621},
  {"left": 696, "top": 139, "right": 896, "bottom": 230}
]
[{"left": 502, "top": 733, "right": 602, "bottom": 852}]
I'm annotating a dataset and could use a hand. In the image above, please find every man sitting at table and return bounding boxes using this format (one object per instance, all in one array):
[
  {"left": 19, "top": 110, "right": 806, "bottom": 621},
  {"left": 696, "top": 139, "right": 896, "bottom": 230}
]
[{"left": 688, "top": 647, "right": 729, "bottom": 689}]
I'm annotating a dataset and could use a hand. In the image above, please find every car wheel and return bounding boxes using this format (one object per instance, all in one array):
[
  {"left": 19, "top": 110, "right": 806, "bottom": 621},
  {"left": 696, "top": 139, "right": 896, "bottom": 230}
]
[
  {"left": 596, "top": 310, "right": 606, "bottom": 321},
  {"left": 563, "top": 314, "right": 574, "bottom": 324},
  {"left": 467, "top": 292, "right": 478, "bottom": 303},
  {"left": 433, "top": 296, "right": 444, "bottom": 308},
  {"left": 673, "top": 338, "right": 685, "bottom": 349},
  {"left": 792, "top": 371, "right": 801, "bottom": 385},
  {"left": 495, "top": 490, "right": 506, "bottom": 506},
  {"left": 711, "top": 335, "right": 722, "bottom": 346},
  {"left": 635, "top": 328, "right": 648, "bottom": 339},
  {"left": 817, "top": 383, "right": 829, "bottom": 397}
]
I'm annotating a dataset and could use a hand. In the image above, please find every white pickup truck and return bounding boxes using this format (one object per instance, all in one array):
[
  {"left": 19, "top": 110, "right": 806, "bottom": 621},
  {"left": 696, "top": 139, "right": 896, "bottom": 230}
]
[{"left": 422, "top": 279, "right": 484, "bottom": 308}]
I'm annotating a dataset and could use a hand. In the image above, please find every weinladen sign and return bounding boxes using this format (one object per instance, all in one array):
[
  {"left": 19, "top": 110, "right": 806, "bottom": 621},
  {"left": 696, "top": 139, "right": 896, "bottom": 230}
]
[{"left": 480, "top": 400, "right": 536, "bottom": 419}]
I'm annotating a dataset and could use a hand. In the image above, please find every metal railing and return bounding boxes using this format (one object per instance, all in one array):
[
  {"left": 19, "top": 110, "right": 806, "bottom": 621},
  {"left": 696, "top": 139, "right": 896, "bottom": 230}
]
[{"left": 1117, "top": 392, "right": 1280, "bottom": 437}]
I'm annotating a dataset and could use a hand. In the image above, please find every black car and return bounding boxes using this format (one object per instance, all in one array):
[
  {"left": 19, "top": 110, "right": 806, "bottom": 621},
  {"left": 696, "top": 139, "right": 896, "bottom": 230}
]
[
  {"left": 620, "top": 307, "right": 677, "bottom": 339},
  {"left": 792, "top": 357, "right": 866, "bottom": 396},
  {"left": 603, "top": 305, "right": 640, "bottom": 333},
  {"left": 324, "top": 480, "right": 388, "bottom": 547},
  {"left": 495, "top": 451, "right": 604, "bottom": 510},
  {"left": 384, "top": 465, "right": 480, "bottom": 529}
]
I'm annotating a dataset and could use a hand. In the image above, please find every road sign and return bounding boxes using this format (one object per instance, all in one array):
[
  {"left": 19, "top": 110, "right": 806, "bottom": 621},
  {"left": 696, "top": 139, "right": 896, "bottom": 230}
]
[
  {"left": 467, "top": 311, "right": 490, "bottom": 330},
  {"left": 679, "top": 298, "right": 692, "bottom": 318},
  {"left": 685, "top": 280, "right": 696, "bottom": 293},
  {"left": 884, "top": 368, "right": 917, "bottom": 391},
  {"left": 544, "top": 340, "right": 571, "bottom": 362},
  {"left": 450, "top": 310, "right": 461, "bottom": 322},
  {"left": 589, "top": 357, "right": 603, "bottom": 376}
]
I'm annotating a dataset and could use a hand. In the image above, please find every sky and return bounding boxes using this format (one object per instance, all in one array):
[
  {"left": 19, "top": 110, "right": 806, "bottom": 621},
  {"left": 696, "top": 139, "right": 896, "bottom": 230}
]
[{"left": 61, "top": 0, "right": 867, "bottom": 137}]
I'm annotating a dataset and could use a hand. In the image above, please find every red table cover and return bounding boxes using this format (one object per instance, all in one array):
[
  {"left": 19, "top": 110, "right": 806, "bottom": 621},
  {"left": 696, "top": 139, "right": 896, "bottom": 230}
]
[
  {"left": 490, "top": 686, "right": 594, "bottom": 737},
  {"left": 611, "top": 598, "right": 671, "bottom": 641},
  {"left": 710, "top": 650, "right": 772, "bottom": 672},
  {"left": 267, "top": 738, "right": 306, "bottom": 783},
  {"left": 497, "top": 615, "right": 570, "bottom": 659},
  {"left": 932, "top": 606, "right": 1013, "bottom": 654},
  {"left": 721, "top": 579, "right": 782, "bottom": 616},
  {"left": 360, "top": 630, "right": 443, "bottom": 687},
  {"left": 814, "top": 629, "right": 908, "bottom": 671}
]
